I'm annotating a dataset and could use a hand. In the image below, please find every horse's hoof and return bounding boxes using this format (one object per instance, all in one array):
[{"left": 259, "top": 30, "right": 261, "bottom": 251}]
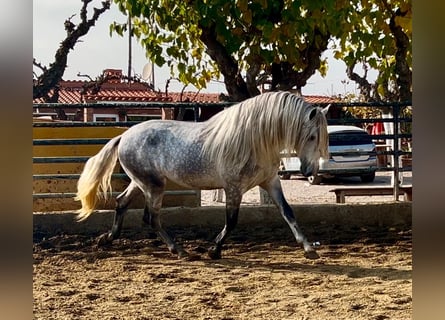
[
  {"left": 304, "top": 250, "right": 320, "bottom": 260},
  {"left": 192, "top": 246, "right": 208, "bottom": 254},
  {"left": 97, "top": 233, "right": 112, "bottom": 246},
  {"left": 176, "top": 250, "right": 188, "bottom": 259},
  {"left": 208, "top": 247, "right": 222, "bottom": 260},
  {"left": 179, "top": 253, "right": 201, "bottom": 261}
]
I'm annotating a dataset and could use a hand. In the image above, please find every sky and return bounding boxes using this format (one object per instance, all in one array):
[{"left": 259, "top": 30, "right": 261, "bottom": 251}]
[{"left": 33, "top": 0, "right": 373, "bottom": 96}]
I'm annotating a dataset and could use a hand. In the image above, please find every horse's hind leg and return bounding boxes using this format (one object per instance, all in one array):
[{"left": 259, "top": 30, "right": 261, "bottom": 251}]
[
  {"left": 260, "top": 177, "right": 319, "bottom": 259},
  {"left": 142, "top": 205, "right": 151, "bottom": 225},
  {"left": 144, "top": 186, "right": 191, "bottom": 259},
  {"left": 208, "top": 188, "right": 241, "bottom": 259},
  {"left": 97, "top": 182, "right": 139, "bottom": 246}
]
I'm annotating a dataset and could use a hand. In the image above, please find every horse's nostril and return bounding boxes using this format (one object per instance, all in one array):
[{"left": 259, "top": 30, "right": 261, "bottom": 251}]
[
  {"left": 302, "top": 169, "right": 312, "bottom": 178},
  {"left": 300, "top": 163, "right": 312, "bottom": 177},
  {"left": 300, "top": 158, "right": 311, "bottom": 177}
]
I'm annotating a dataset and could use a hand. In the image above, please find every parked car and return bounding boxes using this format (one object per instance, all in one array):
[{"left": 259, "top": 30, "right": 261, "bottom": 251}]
[{"left": 279, "top": 125, "right": 378, "bottom": 184}]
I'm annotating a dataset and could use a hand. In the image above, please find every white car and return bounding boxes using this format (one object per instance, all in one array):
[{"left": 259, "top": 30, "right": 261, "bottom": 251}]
[{"left": 279, "top": 125, "right": 378, "bottom": 184}]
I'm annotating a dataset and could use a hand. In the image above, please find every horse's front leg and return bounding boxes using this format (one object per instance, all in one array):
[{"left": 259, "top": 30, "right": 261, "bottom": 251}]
[
  {"left": 260, "top": 176, "right": 319, "bottom": 259},
  {"left": 208, "top": 188, "right": 241, "bottom": 259}
]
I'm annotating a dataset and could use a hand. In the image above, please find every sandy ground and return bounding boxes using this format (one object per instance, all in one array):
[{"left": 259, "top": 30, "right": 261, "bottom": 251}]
[{"left": 33, "top": 172, "right": 412, "bottom": 319}]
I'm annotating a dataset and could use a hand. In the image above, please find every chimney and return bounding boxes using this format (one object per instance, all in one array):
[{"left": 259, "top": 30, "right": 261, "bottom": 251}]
[{"left": 103, "top": 69, "right": 123, "bottom": 83}]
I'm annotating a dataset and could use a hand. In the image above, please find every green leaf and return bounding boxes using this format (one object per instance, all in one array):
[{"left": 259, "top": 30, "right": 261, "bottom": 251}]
[
  {"left": 177, "top": 62, "right": 186, "bottom": 74},
  {"left": 111, "top": 0, "right": 410, "bottom": 101},
  {"left": 154, "top": 55, "right": 166, "bottom": 67},
  {"left": 395, "top": 15, "right": 412, "bottom": 33},
  {"left": 334, "top": 50, "right": 343, "bottom": 60}
]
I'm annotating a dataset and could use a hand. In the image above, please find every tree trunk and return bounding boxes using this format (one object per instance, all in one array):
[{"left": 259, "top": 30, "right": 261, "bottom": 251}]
[
  {"left": 199, "top": 24, "right": 251, "bottom": 102},
  {"left": 390, "top": 9, "right": 412, "bottom": 102},
  {"left": 271, "top": 29, "right": 329, "bottom": 92}
]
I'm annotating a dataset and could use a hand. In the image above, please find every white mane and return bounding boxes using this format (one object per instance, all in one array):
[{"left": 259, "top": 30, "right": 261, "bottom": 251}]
[{"left": 201, "top": 91, "right": 328, "bottom": 172}]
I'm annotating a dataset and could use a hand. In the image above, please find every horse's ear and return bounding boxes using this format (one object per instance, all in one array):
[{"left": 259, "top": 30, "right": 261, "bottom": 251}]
[
  {"left": 309, "top": 108, "right": 317, "bottom": 120},
  {"left": 321, "top": 104, "right": 331, "bottom": 116}
]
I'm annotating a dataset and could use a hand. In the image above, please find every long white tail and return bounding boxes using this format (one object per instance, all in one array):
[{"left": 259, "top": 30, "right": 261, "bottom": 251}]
[{"left": 75, "top": 135, "right": 121, "bottom": 221}]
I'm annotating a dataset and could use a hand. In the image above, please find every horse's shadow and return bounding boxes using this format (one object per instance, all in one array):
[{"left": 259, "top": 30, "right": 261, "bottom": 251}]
[
  {"left": 203, "top": 256, "right": 411, "bottom": 281},
  {"left": 109, "top": 249, "right": 411, "bottom": 282}
]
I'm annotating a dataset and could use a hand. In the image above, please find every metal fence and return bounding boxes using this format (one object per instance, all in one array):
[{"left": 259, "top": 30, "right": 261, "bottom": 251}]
[
  {"left": 33, "top": 100, "right": 412, "bottom": 204},
  {"left": 322, "top": 101, "right": 412, "bottom": 200}
]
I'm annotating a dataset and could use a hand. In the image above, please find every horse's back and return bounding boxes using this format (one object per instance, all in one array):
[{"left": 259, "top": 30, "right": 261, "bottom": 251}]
[
  {"left": 119, "top": 120, "right": 204, "bottom": 163},
  {"left": 117, "top": 120, "right": 222, "bottom": 189}
]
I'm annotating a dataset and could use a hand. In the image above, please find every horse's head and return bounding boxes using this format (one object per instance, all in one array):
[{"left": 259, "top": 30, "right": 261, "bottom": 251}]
[{"left": 297, "top": 105, "right": 329, "bottom": 177}]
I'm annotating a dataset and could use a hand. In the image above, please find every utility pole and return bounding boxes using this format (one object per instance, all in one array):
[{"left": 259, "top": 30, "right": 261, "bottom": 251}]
[{"left": 127, "top": 14, "right": 132, "bottom": 82}]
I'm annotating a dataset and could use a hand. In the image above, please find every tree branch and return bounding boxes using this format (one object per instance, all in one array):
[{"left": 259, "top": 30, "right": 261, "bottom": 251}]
[
  {"left": 245, "top": 56, "right": 262, "bottom": 97},
  {"left": 33, "top": 58, "right": 47, "bottom": 73},
  {"left": 33, "top": 0, "right": 111, "bottom": 101},
  {"left": 270, "top": 28, "right": 329, "bottom": 92},
  {"left": 346, "top": 63, "right": 375, "bottom": 100}
]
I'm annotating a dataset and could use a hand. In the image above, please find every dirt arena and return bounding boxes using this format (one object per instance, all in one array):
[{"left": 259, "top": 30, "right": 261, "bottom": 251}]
[{"left": 33, "top": 174, "right": 412, "bottom": 319}]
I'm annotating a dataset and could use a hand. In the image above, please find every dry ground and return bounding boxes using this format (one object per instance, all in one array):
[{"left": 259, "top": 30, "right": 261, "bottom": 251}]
[{"left": 33, "top": 172, "right": 412, "bottom": 319}]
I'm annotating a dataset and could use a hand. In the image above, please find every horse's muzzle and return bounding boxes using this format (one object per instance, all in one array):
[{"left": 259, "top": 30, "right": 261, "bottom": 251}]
[
  {"left": 300, "top": 159, "right": 317, "bottom": 177},
  {"left": 301, "top": 167, "right": 313, "bottom": 178}
]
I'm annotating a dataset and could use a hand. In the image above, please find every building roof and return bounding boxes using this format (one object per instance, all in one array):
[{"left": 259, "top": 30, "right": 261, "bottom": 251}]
[
  {"left": 33, "top": 69, "right": 336, "bottom": 105},
  {"left": 303, "top": 95, "right": 339, "bottom": 104},
  {"left": 32, "top": 81, "right": 222, "bottom": 104}
]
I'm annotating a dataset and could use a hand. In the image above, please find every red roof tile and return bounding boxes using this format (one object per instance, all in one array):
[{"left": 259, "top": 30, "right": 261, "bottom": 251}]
[
  {"left": 33, "top": 69, "right": 336, "bottom": 105},
  {"left": 33, "top": 80, "right": 172, "bottom": 104},
  {"left": 33, "top": 86, "right": 83, "bottom": 104},
  {"left": 83, "top": 89, "right": 172, "bottom": 102},
  {"left": 304, "top": 95, "right": 339, "bottom": 104}
]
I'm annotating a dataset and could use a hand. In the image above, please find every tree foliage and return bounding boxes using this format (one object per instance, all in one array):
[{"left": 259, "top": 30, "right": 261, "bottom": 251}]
[
  {"left": 112, "top": 0, "right": 356, "bottom": 101},
  {"left": 333, "top": 0, "right": 412, "bottom": 102},
  {"left": 34, "top": 0, "right": 409, "bottom": 103}
]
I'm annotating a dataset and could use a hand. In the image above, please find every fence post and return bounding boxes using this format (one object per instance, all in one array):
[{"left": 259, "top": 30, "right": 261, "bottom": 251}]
[
  {"left": 392, "top": 104, "right": 400, "bottom": 200},
  {"left": 259, "top": 187, "right": 274, "bottom": 204}
]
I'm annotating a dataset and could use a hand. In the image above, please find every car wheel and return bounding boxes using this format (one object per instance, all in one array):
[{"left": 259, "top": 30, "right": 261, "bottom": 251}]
[
  {"left": 360, "top": 172, "right": 376, "bottom": 183},
  {"left": 279, "top": 172, "right": 291, "bottom": 180},
  {"left": 278, "top": 162, "right": 291, "bottom": 180},
  {"left": 308, "top": 175, "right": 323, "bottom": 185}
]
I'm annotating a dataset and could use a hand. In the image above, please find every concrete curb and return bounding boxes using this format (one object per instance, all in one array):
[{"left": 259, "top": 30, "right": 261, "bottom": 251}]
[{"left": 34, "top": 202, "right": 411, "bottom": 237}]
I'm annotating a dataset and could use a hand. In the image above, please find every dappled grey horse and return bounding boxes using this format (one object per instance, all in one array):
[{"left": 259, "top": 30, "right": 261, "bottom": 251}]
[{"left": 76, "top": 91, "right": 329, "bottom": 259}]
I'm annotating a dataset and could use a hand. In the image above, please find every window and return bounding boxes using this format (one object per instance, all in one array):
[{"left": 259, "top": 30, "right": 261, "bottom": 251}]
[
  {"left": 93, "top": 114, "right": 119, "bottom": 122},
  {"left": 126, "top": 114, "right": 161, "bottom": 122},
  {"left": 329, "top": 131, "right": 373, "bottom": 146}
]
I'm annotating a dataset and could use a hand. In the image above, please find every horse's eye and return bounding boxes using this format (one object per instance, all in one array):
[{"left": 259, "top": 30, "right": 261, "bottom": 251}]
[{"left": 309, "top": 135, "right": 316, "bottom": 141}]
